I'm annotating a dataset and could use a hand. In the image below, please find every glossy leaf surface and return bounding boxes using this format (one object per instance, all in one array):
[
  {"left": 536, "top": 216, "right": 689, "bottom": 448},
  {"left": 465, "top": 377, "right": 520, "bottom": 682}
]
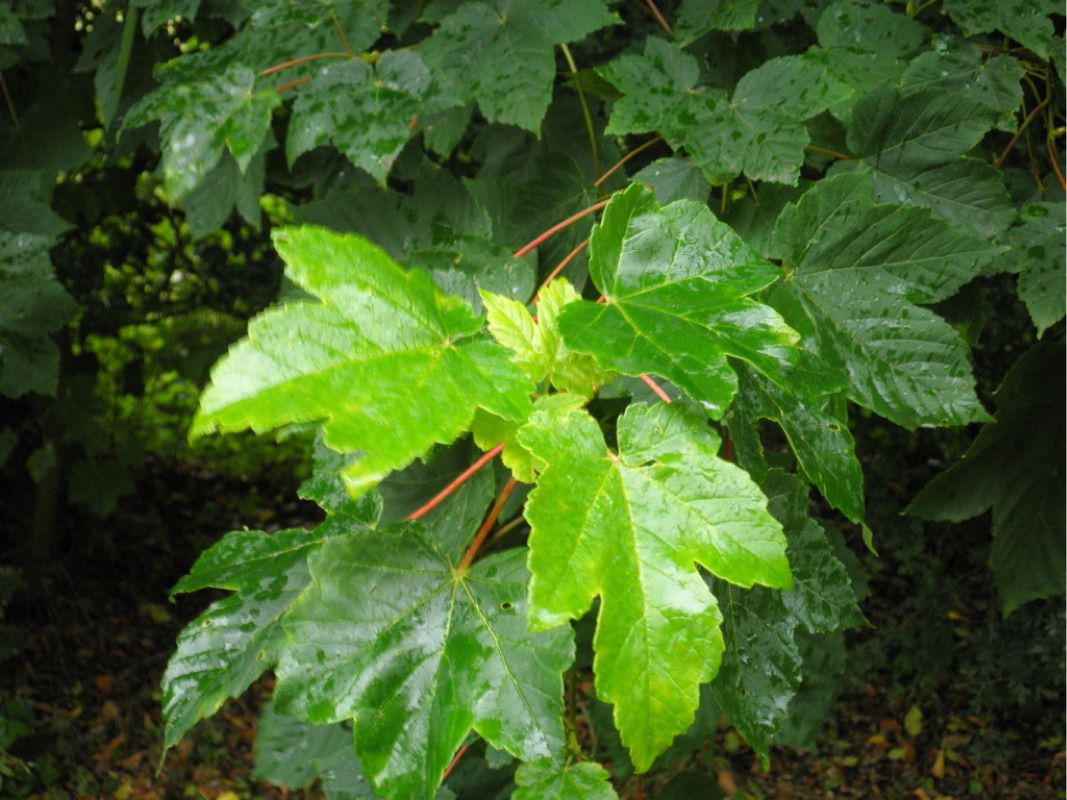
[
  {"left": 771, "top": 173, "right": 997, "bottom": 428},
  {"left": 193, "top": 226, "right": 534, "bottom": 496},
  {"left": 419, "top": 0, "right": 616, "bottom": 132},
  {"left": 908, "top": 343, "right": 1065, "bottom": 615},
  {"left": 287, "top": 52, "right": 451, "bottom": 184},
  {"left": 519, "top": 402, "right": 789, "bottom": 769},
  {"left": 513, "top": 760, "right": 619, "bottom": 800},
  {"left": 600, "top": 39, "right": 843, "bottom": 184},
  {"left": 123, "top": 64, "right": 280, "bottom": 199},
  {"left": 835, "top": 86, "right": 1011, "bottom": 237},
  {"left": 1004, "top": 202, "right": 1066, "bottom": 336},
  {"left": 163, "top": 527, "right": 329, "bottom": 750},
  {"left": 274, "top": 526, "right": 573, "bottom": 800},
  {"left": 558, "top": 184, "right": 798, "bottom": 418}
]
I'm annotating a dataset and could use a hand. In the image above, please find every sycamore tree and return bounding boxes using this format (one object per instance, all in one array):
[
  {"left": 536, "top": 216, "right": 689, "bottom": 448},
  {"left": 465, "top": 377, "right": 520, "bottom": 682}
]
[{"left": 1, "top": 0, "right": 1063, "bottom": 797}]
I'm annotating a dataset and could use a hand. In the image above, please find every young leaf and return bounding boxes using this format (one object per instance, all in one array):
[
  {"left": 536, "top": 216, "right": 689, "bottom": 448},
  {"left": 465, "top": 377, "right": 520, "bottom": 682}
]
[
  {"left": 193, "top": 226, "right": 534, "bottom": 497},
  {"left": 274, "top": 527, "right": 574, "bottom": 800},
  {"left": 287, "top": 52, "right": 454, "bottom": 184},
  {"left": 513, "top": 760, "right": 619, "bottom": 800},
  {"left": 557, "top": 183, "right": 798, "bottom": 418},
  {"left": 770, "top": 172, "right": 997, "bottom": 428},
  {"left": 908, "top": 343, "right": 1065, "bottom": 615},
  {"left": 163, "top": 527, "right": 333, "bottom": 751},
  {"left": 1004, "top": 202, "right": 1066, "bottom": 336},
  {"left": 833, "top": 86, "right": 1011, "bottom": 237},
  {"left": 123, "top": 63, "right": 280, "bottom": 200},
  {"left": 418, "top": 0, "right": 616, "bottom": 132},
  {"left": 518, "top": 402, "right": 790, "bottom": 770}
]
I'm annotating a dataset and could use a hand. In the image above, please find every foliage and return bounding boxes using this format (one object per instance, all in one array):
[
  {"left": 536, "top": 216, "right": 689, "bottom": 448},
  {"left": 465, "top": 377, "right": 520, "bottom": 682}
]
[{"left": 0, "top": 0, "right": 1062, "bottom": 798}]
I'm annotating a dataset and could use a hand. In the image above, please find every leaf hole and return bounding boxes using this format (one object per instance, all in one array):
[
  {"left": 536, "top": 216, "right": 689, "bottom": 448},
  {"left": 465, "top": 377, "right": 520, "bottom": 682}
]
[{"left": 500, "top": 601, "right": 514, "bottom": 611}]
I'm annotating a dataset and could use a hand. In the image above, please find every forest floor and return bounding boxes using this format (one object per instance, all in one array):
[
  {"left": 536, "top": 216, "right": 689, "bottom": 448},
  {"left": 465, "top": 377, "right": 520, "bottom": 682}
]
[{"left": 2, "top": 455, "right": 1064, "bottom": 800}]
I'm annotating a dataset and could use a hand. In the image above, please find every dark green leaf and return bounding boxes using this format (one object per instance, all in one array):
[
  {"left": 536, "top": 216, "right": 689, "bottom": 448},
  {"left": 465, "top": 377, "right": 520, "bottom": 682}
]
[
  {"left": 419, "top": 0, "right": 616, "bottom": 132},
  {"left": 287, "top": 52, "right": 454, "bottom": 184},
  {"left": 123, "top": 63, "right": 280, "bottom": 199},
  {"left": 908, "top": 343, "right": 1066, "bottom": 615},
  {"left": 943, "top": 0, "right": 1059, "bottom": 57},
  {"left": 1004, "top": 202, "right": 1066, "bottom": 336},
  {"left": 771, "top": 172, "right": 997, "bottom": 428},
  {"left": 163, "top": 526, "right": 330, "bottom": 750},
  {"left": 274, "top": 528, "right": 573, "bottom": 800}
]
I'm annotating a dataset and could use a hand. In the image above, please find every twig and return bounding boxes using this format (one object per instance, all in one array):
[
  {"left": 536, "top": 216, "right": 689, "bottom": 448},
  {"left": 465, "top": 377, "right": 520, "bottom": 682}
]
[
  {"left": 594, "top": 136, "right": 663, "bottom": 189},
  {"left": 639, "top": 373, "right": 672, "bottom": 403},
  {"left": 560, "top": 43, "right": 600, "bottom": 177},
  {"left": 457, "top": 477, "right": 519, "bottom": 572},
  {"left": 273, "top": 76, "right": 311, "bottom": 94},
  {"left": 805, "top": 143, "right": 852, "bottom": 161},
  {"left": 641, "top": 0, "right": 674, "bottom": 36},
  {"left": 995, "top": 96, "right": 1051, "bottom": 167},
  {"left": 0, "top": 73, "right": 18, "bottom": 131},
  {"left": 258, "top": 52, "right": 349, "bottom": 78},
  {"left": 442, "top": 742, "right": 471, "bottom": 782},
  {"left": 407, "top": 445, "right": 504, "bottom": 522},
  {"left": 534, "top": 239, "right": 589, "bottom": 300},
  {"left": 513, "top": 198, "right": 612, "bottom": 259},
  {"left": 1047, "top": 136, "right": 1066, "bottom": 189}
]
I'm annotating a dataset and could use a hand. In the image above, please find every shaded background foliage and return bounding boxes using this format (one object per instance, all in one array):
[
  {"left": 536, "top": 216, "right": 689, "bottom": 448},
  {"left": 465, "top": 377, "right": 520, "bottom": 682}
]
[{"left": 0, "top": 0, "right": 1063, "bottom": 797}]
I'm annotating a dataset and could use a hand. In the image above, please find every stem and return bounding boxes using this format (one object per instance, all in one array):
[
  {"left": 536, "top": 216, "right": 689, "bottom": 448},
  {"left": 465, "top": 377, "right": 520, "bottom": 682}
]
[
  {"left": 805, "top": 144, "right": 853, "bottom": 161},
  {"left": 641, "top": 0, "right": 674, "bottom": 36},
  {"left": 723, "top": 428, "right": 734, "bottom": 462},
  {"left": 639, "top": 374, "right": 672, "bottom": 403},
  {"left": 486, "top": 514, "right": 527, "bottom": 549},
  {"left": 560, "top": 43, "right": 600, "bottom": 178},
  {"left": 1047, "top": 137, "right": 1066, "bottom": 190},
  {"left": 513, "top": 197, "right": 611, "bottom": 259},
  {"left": 274, "top": 76, "right": 312, "bottom": 93},
  {"left": 407, "top": 445, "right": 503, "bottom": 522},
  {"left": 995, "top": 96, "right": 1051, "bottom": 167},
  {"left": 331, "top": 10, "right": 353, "bottom": 55},
  {"left": 258, "top": 51, "right": 350, "bottom": 78},
  {"left": 594, "top": 136, "right": 663, "bottom": 189},
  {"left": 0, "top": 73, "right": 18, "bottom": 131},
  {"left": 110, "top": 6, "right": 139, "bottom": 124},
  {"left": 534, "top": 239, "right": 589, "bottom": 300},
  {"left": 442, "top": 742, "right": 470, "bottom": 782},
  {"left": 457, "top": 477, "right": 519, "bottom": 572}
]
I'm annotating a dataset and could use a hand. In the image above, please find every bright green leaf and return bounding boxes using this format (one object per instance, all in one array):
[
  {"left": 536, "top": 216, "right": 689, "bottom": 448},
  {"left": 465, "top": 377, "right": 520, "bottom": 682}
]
[
  {"left": 519, "top": 402, "right": 789, "bottom": 769},
  {"left": 193, "top": 226, "right": 535, "bottom": 497},
  {"left": 558, "top": 184, "right": 798, "bottom": 419}
]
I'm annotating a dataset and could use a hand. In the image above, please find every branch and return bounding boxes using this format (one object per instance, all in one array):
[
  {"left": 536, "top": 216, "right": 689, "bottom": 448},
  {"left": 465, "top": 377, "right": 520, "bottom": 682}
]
[
  {"left": 407, "top": 445, "right": 503, "bottom": 522},
  {"left": 996, "top": 96, "right": 1051, "bottom": 167},
  {"left": 513, "top": 197, "right": 611, "bottom": 259},
  {"left": 457, "top": 477, "right": 519, "bottom": 572},
  {"left": 594, "top": 136, "right": 663, "bottom": 189}
]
